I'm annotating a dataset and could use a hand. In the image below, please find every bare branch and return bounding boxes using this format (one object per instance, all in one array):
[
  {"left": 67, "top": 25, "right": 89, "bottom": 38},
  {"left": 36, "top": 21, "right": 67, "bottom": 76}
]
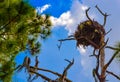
[
  {"left": 104, "top": 50, "right": 120, "bottom": 70},
  {"left": 68, "top": 35, "right": 74, "bottom": 38},
  {"left": 105, "top": 46, "right": 120, "bottom": 51},
  {"left": 58, "top": 38, "right": 75, "bottom": 50},
  {"left": 16, "top": 56, "right": 31, "bottom": 72},
  {"left": 105, "top": 28, "right": 112, "bottom": 35},
  {"left": 57, "top": 41, "right": 62, "bottom": 50},
  {"left": 30, "top": 66, "right": 72, "bottom": 82},
  {"left": 95, "top": 5, "right": 109, "bottom": 27},
  {"left": 30, "top": 66, "right": 61, "bottom": 77},
  {"left": 29, "top": 70, "right": 52, "bottom": 81},
  {"left": 85, "top": 7, "right": 93, "bottom": 23},
  {"left": 106, "top": 70, "right": 120, "bottom": 80},
  {"left": 58, "top": 38, "right": 75, "bottom": 42},
  {"left": 62, "top": 59, "right": 74, "bottom": 78},
  {"left": 92, "top": 69, "right": 98, "bottom": 82},
  {"left": 89, "top": 49, "right": 97, "bottom": 58}
]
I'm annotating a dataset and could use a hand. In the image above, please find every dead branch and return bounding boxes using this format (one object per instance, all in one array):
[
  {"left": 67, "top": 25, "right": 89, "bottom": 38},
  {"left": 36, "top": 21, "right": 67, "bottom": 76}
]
[
  {"left": 68, "top": 35, "right": 74, "bottom": 38},
  {"left": 58, "top": 38, "right": 75, "bottom": 42},
  {"left": 29, "top": 70, "right": 52, "bottom": 81},
  {"left": 57, "top": 41, "right": 62, "bottom": 50},
  {"left": 106, "top": 70, "right": 120, "bottom": 80},
  {"left": 95, "top": 5, "right": 109, "bottom": 27},
  {"left": 92, "top": 38, "right": 109, "bottom": 82},
  {"left": 89, "top": 49, "right": 98, "bottom": 58},
  {"left": 105, "top": 46, "right": 120, "bottom": 51},
  {"left": 92, "top": 69, "right": 98, "bottom": 82},
  {"left": 16, "top": 56, "right": 31, "bottom": 72},
  {"left": 85, "top": 7, "right": 93, "bottom": 23},
  {"left": 30, "top": 65, "right": 72, "bottom": 82},
  {"left": 104, "top": 50, "right": 120, "bottom": 70},
  {"left": 30, "top": 66, "right": 61, "bottom": 77},
  {"left": 58, "top": 38, "right": 75, "bottom": 50},
  {"left": 105, "top": 28, "right": 112, "bottom": 35},
  {"left": 61, "top": 59, "right": 74, "bottom": 81}
]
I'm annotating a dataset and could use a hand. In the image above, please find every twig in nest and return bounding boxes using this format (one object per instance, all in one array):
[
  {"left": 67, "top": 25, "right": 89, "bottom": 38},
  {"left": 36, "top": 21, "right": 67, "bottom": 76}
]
[{"left": 95, "top": 5, "right": 110, "bottom": 27}]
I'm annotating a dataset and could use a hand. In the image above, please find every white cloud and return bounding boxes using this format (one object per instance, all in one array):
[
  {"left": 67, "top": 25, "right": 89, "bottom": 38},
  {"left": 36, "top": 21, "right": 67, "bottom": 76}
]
[
  {"left": 36, "top": 4, "right": 51, "bottom": 14},
  {"left": 50, "top": 11, "right": 73, "bottom": 28},
  {"left": 50, "top": 1, "right": 94, "bottom": 77},
  {"left": 50, "top": 0, "right": 88, "bottom": 35}
]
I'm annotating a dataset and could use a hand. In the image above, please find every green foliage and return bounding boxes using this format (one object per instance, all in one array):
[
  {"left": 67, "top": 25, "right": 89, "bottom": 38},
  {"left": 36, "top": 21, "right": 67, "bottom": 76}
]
[
  {"left": 0, "top": 0, "right": 52, "bottom": 81},
  {"left": 115, "top": 42, "right": 120, "bottom": 61}
]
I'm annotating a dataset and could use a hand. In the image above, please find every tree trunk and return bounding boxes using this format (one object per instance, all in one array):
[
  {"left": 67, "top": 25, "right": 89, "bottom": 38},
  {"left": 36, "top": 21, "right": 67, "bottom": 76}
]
[{"left": 100, "top": 35, "right": 106, "bottom": 82}]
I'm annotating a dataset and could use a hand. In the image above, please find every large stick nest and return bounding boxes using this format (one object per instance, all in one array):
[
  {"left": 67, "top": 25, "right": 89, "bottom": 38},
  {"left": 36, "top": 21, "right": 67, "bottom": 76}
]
[{"left": 74, "top": 20, "right": 105, "bottom": 49}]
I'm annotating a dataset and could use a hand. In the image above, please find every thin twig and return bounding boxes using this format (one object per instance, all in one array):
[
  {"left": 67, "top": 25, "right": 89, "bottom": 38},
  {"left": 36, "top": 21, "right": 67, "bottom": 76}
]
[
  {"left": 106, "top": 70, "right": 120, "bottom": 80},
  {"left": 92, "top": 69, "right": 98, "bottom": 82},
  {"left": 61, "top": 59, "right": 74, "bottom": 79},
  {"left": 58, "top": 38, "right": 75, "bottom": 42},
  {"left": 85, "top": 7, "right": 93, "bottom": 24},
  {"left": 105, "top": 28, "right": 112, "bottom": 35},
  {"left": 57, "top": 41, "right": 62, "bottom": 50},
  {"left": 105, "top": 46, "right": 120, "bottom": 51}
]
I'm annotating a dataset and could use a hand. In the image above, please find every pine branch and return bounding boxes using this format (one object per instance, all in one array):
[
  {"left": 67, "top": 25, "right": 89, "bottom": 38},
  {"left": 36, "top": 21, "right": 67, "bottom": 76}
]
[{"left": 0, "top": 1, "right": 23, "bottom": 31}]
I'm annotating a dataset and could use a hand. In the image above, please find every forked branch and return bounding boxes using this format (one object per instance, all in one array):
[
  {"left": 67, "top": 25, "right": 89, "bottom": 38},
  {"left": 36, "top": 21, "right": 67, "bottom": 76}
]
[
  {"left": 95, "top": 5, "right": 109, "bottom": 27},
  {"left": 61, "top": 59, "right": 74, "bottom": 79}
]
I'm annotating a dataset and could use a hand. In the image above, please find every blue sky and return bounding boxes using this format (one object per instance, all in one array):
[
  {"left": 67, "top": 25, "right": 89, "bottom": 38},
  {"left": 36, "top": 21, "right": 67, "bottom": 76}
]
[{"left": 14, "top": 0, "right": 120, "bottom": 82}]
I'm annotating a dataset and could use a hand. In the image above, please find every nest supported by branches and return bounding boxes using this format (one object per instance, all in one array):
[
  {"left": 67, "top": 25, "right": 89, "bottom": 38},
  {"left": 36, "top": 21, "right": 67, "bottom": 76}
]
[
  {"left": 74, "top": 20, "right": 105, "bottom": 49},
  {"left": 58, "top": 5, "right": 110, "bottom": 50}
]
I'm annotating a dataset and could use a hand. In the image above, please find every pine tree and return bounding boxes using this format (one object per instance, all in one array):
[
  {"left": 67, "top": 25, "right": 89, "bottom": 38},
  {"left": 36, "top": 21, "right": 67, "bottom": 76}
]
[{"left": 0, "top": 0, "right": 52, "bottom": 81}]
